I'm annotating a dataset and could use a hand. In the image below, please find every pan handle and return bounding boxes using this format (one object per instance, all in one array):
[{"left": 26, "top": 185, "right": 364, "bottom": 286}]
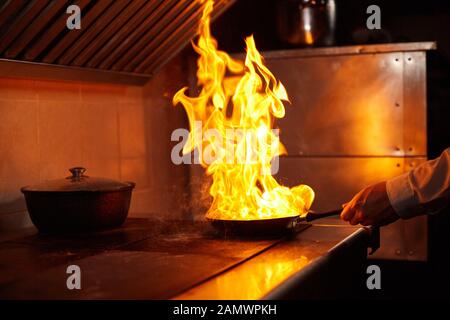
[{"left": 305, "top": 209, "right": 342, "bottom": 222}]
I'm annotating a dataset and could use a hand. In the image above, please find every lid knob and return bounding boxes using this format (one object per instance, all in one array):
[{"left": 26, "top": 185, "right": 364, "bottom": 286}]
[{"left": 69, "top": 167, "right": 87, "bottom": 179}]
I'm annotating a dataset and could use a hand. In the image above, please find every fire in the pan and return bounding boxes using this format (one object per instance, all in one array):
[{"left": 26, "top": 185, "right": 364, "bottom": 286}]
[{"left": 173, "top": 0, "right": 314, "bottom": 220}]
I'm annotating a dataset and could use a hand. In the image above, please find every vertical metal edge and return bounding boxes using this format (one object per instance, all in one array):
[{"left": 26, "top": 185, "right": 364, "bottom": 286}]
[
  {"left": 403, "top": 51, "right": 427, "bottom": 156},
  {"left": 403, "top": 52, "right": 428, "bottom": 261},
  {"left": 369, "top": 156, "right": 428, "bottom": 261}
]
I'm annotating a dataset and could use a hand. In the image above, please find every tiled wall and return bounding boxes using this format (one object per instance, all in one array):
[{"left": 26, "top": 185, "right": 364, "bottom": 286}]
[{"left": 0, "top": 57, "right": 190, "bottom": 233}]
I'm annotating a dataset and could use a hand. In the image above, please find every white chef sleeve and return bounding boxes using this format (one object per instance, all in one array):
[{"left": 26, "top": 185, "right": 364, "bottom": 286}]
[{"left": 386, "top": 148, "right": 450, "bottom": 219}]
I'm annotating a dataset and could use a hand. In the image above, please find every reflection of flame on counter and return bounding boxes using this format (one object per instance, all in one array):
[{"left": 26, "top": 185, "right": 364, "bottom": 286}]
[
  {"left": 173, "top": 0, "right": 314, "bottom": 221},
  {"left": 176, "top": 250, "right": 310, "bottom": 300},
  {"left": 214, "top": 256, "right": 309, "bottom": 300}
]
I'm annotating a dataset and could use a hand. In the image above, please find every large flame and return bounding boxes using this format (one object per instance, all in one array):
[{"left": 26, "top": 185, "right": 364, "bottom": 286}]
[{"left": 173, "top": 0, "right": 314, "bottom": 220}]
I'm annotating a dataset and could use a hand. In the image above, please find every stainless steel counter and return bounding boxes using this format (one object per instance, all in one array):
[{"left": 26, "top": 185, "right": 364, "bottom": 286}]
[{"left": 0, "top": 218, "right": 376, "bottom": 299}]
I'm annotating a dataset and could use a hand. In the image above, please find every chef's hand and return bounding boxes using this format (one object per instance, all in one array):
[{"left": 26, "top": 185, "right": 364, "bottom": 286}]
[{"left": 340, "top": 181, "right": 399, "bottom": 226}]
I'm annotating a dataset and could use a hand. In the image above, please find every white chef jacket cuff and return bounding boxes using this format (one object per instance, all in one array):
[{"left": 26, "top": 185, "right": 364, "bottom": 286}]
[{"left": 386, "top": 171, "right": 418, "bottom": 219}]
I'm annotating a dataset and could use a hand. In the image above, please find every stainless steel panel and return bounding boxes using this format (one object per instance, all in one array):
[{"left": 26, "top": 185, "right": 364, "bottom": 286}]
[
  {"left": 276, "top": 156, "right": 428, "bottom": 261},
  {"left": 189, "top": 157, "right": 422, "bottom": 210},
  {"left": 260, "top": 42, "right": 436, "bottom": 59},
  {"left": 375, "top": 157, "right": 428, "bottom": 261},
  {"left": 186, "top": 48, "right": 430, "bottom": 260},
  {"left": 376, "top": 215, "right": 428, "bottom": 261},
  {"left": 186, "top": 46, "right": 430, "bottom": 261},
  {"left": 403, "top": 51, "right": 427, "bottom": 156},
  {"left": 264, "top": 52, "right": 426, "bottom": 156},
  {"left": 276, "top": 157, "right": 414, "bottom": 211}
]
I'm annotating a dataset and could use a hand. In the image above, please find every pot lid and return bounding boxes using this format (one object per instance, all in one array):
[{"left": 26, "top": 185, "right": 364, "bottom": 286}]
[{"left": 21, "top": 167, "right": 135, "bottom": 192}]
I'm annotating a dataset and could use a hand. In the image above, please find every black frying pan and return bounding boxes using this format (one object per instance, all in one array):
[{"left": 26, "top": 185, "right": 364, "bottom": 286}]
[{"left": 208, "top": 209, "right": 342, "bottom": 237}]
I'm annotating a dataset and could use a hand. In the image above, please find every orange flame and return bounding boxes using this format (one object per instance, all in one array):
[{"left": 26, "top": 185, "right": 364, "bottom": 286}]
[{"left": 173, "top": 0, "right": 314, "bottom": 220}]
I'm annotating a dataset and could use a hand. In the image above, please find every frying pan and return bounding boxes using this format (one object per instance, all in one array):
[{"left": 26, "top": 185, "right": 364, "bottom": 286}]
[{"left": 208, "top": 209, "right": 342, "bottom": 237}]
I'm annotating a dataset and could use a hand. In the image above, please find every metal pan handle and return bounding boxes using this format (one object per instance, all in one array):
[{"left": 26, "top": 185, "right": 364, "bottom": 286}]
[{"left": 305, "top": 209, "right": 342, "bottom": 222}]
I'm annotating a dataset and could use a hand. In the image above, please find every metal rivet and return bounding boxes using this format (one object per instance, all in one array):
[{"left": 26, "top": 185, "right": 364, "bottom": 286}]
[
  {"left": 395, "top": 102, "right": 400, "bottom": 107},
  {"left": 408, "top": 250, "right": 415, "bottom": 256},
  {"left": 395, "top": 249, "right": 401, "bottom": 255},
  {"left": 395, "top": 58, "right": 399, "bottom": 62},
  {"left": 407, "top": 57, "right": 412, "bottom": 62},
  {"left": 396, "top": 163, "right": 401, "bottom": 168}
]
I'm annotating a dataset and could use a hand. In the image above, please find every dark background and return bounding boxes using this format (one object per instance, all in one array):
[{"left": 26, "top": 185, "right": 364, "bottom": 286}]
[{"left": 212, "top": 0, "right": 450, "bottom": 299}]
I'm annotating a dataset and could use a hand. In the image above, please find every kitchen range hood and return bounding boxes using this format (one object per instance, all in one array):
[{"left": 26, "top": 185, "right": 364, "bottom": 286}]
[{"left": 0, "top": 0, "right": 236, "bottom": 85}]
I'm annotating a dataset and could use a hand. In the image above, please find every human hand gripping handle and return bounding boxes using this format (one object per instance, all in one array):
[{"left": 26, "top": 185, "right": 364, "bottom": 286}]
[{"left": 340, "top": 181, "right": 400, "bottom": 226}]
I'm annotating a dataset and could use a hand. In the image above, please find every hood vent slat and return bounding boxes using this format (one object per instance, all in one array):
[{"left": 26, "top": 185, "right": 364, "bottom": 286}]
[{"left": 0, "top": 0, "right": 236, "bottom": 84}]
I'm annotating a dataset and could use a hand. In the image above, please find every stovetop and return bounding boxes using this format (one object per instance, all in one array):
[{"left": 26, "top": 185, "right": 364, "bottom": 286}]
[{"left": 0, "top": 218, "right": 372, "bottom": 299}]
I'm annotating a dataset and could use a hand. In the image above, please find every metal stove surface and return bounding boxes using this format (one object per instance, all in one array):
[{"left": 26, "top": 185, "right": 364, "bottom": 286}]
[{"left": 0, "top": 218, "right": 310, "bottom": 299}]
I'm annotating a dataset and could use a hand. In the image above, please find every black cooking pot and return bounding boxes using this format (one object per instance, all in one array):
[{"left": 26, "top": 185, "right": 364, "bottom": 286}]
[{"left": 21, "top": 167, "right": 135, "bottom": 234}]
